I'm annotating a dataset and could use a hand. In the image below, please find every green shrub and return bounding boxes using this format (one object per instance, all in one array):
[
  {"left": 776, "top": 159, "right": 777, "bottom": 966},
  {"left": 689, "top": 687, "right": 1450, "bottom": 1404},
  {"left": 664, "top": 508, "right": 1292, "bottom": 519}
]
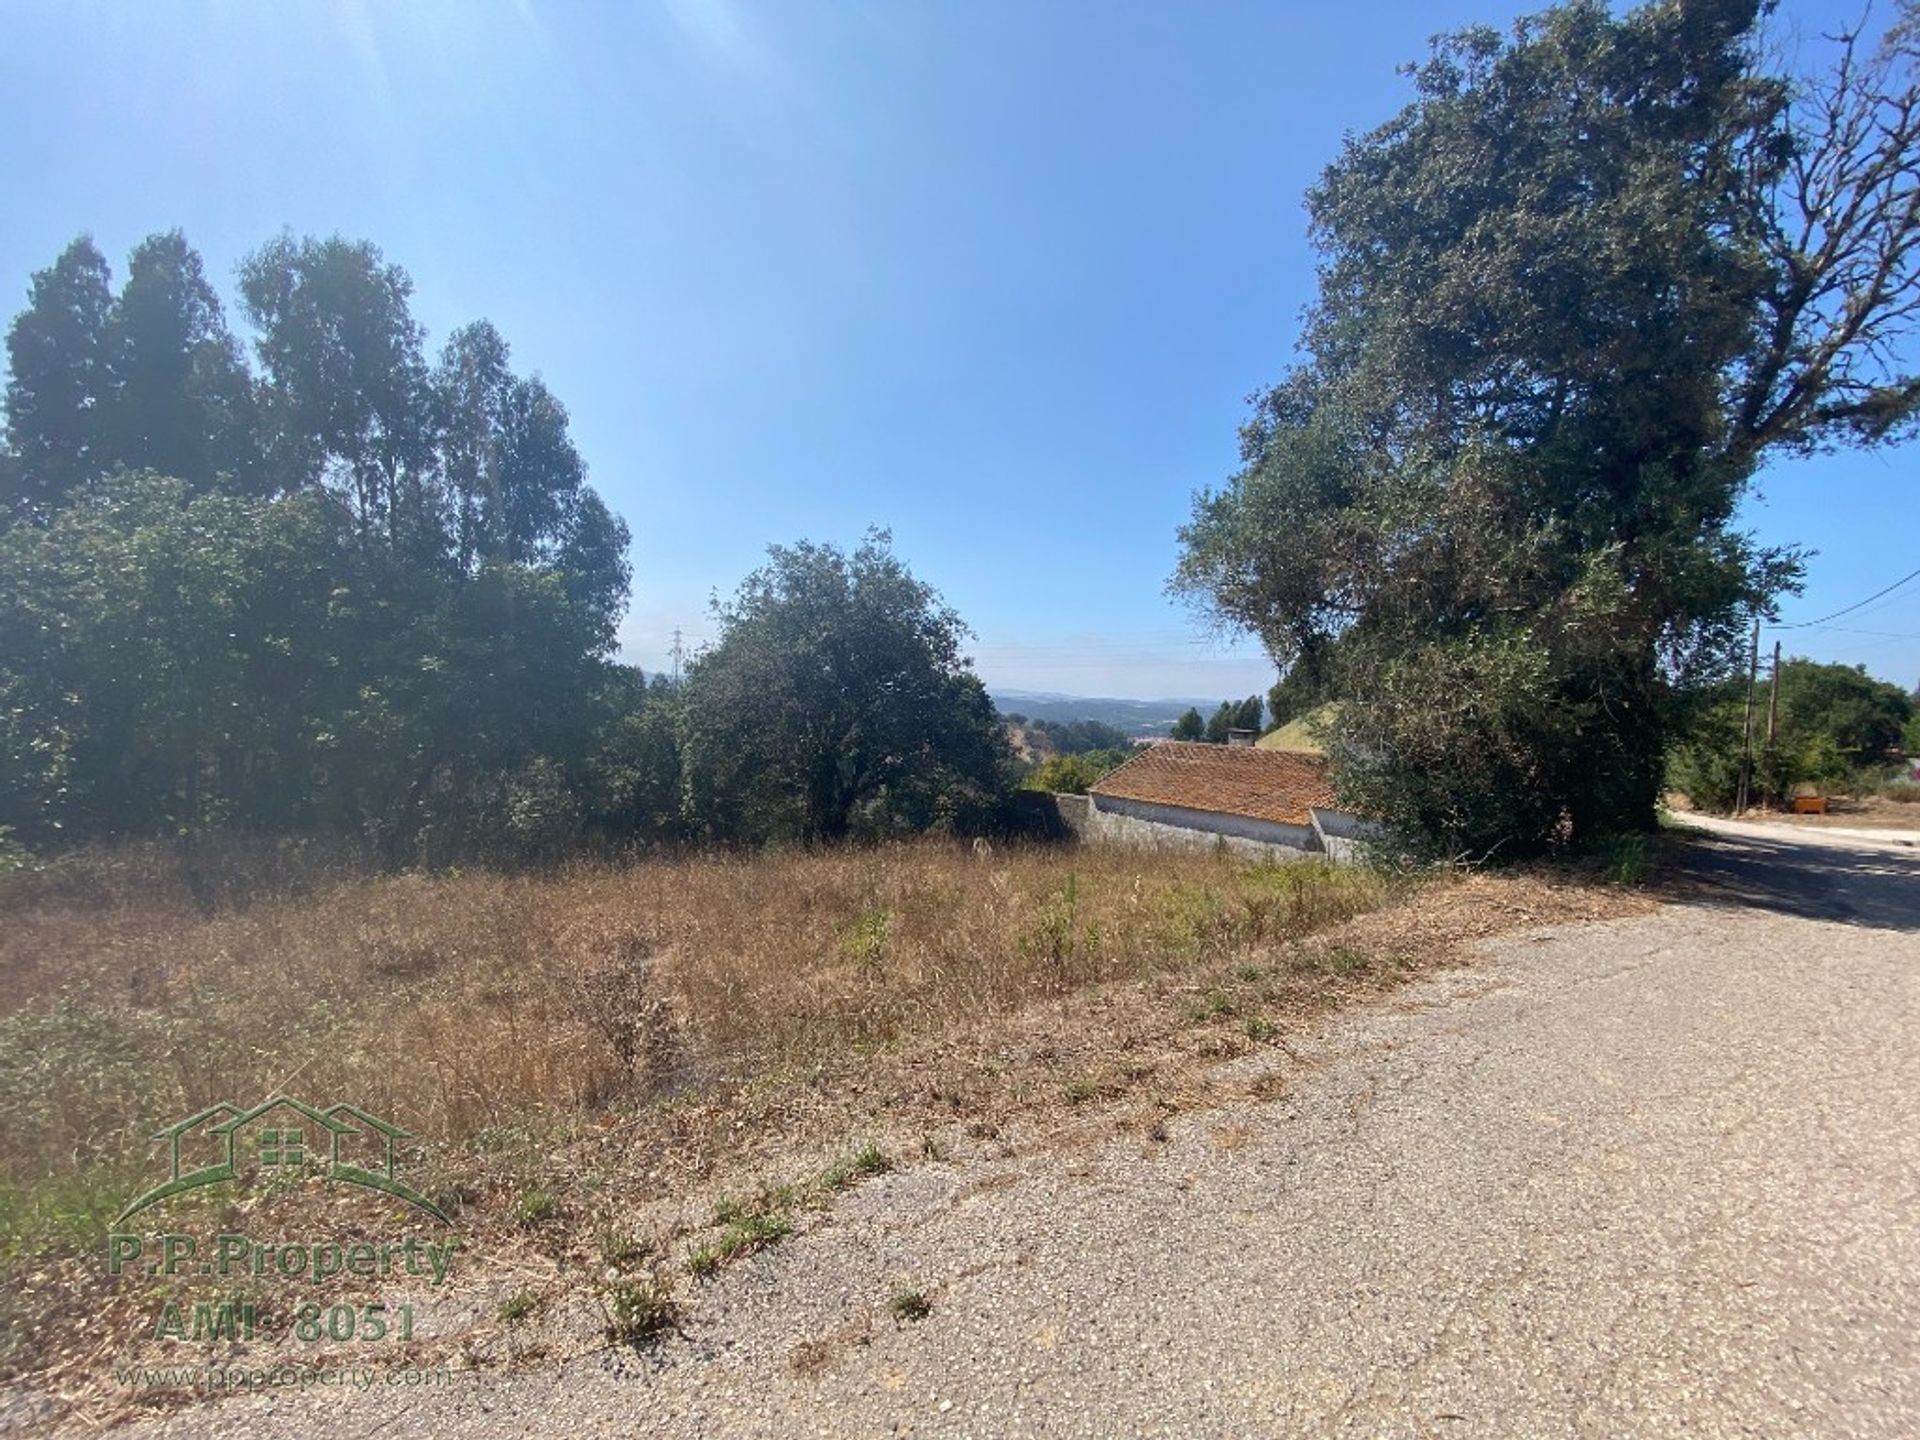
[
  {"left": 843, "top": 907, "right": 891, "bottom": 968},
  {"left": 1598, "top": 832, "right": 1650, "bottom": 886},
  {"left": 1022, "top": 750, "right": 1130, "bottom": 795}
]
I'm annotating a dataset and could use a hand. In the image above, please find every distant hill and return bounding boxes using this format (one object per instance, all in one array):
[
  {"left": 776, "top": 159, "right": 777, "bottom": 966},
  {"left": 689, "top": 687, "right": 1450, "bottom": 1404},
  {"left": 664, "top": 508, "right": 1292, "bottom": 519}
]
[{"left": 989, "top": 689, "right": 1216, "bottom": 737}]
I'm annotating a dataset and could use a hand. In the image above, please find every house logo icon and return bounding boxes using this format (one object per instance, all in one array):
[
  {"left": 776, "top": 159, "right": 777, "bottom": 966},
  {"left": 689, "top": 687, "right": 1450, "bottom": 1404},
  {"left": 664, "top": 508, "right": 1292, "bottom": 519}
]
[{"left": 117, "top": 1097, "right": 450, "bottom": 1225}]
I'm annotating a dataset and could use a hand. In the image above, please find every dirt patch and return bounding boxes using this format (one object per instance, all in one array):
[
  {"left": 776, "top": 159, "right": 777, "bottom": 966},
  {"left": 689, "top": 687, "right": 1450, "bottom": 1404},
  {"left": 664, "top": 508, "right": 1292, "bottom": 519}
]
[{"left": 1726, "top": 795, "right": 1920, "bottom": 832}]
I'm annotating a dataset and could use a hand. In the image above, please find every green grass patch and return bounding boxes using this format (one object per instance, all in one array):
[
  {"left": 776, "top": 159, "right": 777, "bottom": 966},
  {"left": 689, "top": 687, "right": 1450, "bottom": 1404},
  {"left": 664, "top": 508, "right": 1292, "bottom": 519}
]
[
  {"left": 512, "top": 1187, "right": 556, "bottom": 1227},
  {"left": 843, "top": 906, "right": 892, "bottom": 968},
  {"left": 0, "top": 1167, "right": 139, "bottom": 1263},
  {"left": 1185, "top": 988, "right": 1238, "bottom": 1022},
  {"left": 498, "top": 1287, "right": 538, "bottom": 1323},
  {"left": 1598, "top": 832, "right": 1651, "bottom": 886},
  {"left": 603, "top": 1275, "right": 675, "bottom": 1344},
  {"left": 820, "top": 1143, "right": 889, "bottom": 1192},
  {"left": 687, "top": 1210, "right": 792, "bottom": 1277},
  {"left": 1317, "top": 945, "right": 1369, "bottom": 976},
  {"left": 599, "top": 1230, "right": 651, "bottom": 1269}
]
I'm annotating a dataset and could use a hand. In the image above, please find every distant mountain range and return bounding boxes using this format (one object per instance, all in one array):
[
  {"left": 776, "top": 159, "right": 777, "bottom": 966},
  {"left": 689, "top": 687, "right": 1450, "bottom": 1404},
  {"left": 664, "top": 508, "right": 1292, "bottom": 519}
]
[{"left": 987, "top": 689, "right": 1218, "bottom": 736}]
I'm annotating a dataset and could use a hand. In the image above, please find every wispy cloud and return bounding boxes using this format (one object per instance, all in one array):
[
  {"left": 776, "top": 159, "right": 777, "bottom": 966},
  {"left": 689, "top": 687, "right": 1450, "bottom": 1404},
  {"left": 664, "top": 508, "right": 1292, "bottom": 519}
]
[
  {"left": 662, "top": 0, "right": 769, "bottom": 79},
  {"left": 336, "top": 0, "right": 396, "bottom": 129}
]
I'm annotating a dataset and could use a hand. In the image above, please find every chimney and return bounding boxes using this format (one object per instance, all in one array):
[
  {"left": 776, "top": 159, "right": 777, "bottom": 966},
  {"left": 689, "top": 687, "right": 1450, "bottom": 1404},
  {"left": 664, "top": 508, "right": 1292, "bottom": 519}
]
[{"left": 1226, "top": 728, "right": 1256, "bottom": 748}]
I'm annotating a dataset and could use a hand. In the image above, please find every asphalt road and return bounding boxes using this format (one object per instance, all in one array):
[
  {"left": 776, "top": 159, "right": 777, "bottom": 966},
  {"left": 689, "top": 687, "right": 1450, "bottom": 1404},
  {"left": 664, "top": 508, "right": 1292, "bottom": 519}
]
[{"left": 86, "top": 825, "right": 1920, "bottom": 1438}]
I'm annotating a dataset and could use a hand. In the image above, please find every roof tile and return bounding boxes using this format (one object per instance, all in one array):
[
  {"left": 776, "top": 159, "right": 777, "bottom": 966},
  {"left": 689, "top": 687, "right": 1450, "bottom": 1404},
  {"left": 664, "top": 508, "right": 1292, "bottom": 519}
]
[{"left": 1089, "top": 741, "right": 1336, "bottom": 827}]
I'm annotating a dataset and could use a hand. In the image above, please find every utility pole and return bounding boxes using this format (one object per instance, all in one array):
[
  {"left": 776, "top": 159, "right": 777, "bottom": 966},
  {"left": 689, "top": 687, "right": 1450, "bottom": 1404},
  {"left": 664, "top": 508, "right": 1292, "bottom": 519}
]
[
  {"left": 669, "top": 627, "right": 685, "bottom": 686},
  {"left": 1763, "top": 640, "right": 1782, "bottom": 806},
  {"left": 1736, "top": 614, "right": 1761, "bottom": 815}
]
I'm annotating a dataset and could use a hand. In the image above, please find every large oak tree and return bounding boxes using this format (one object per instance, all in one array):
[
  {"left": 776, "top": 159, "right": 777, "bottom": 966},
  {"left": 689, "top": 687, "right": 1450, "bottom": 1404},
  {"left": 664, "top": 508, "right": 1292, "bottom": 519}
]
[{"left": 1176, "top": 0, "right": 1920, "bottom": 858}]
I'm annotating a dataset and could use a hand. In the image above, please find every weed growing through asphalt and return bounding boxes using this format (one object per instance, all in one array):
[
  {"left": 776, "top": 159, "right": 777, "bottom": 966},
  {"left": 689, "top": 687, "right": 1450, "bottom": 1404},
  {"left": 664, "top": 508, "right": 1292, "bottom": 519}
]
[
  {"left": 888, "top": 1287, "right": 931, "bottom": 1324},
  {"left": 691, "top": 1147, "right": 893, "bottom": 1278},
  {"left": 758, "top": 1179, "right": 800, "bottom": 1212},
  {"left": 599, "top": 1231, "right": 652, "bottom": 1270},
  {"left": 603, "top": 1275, "right": 676, "bottom": 1344},
  {"left": 688, "top": 1211, "right": 793, "bottom": 1277},
  {"left": 820, "top": 1143, "right": 890, "bottom": 1191}
]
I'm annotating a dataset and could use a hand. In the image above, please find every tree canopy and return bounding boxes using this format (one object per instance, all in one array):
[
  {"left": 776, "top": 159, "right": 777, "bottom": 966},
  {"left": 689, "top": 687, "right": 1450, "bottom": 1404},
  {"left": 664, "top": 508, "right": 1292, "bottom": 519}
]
[
  {"left": 678, "top": 532, "right": 1012, "bottom": 843},
  {"left": 0, "top": 230, "right": 632, "bottom": 861},
  {"left": 1669, "top": 657, "right": 1914, "bottom": 809},
  {"left": 1175, "top": 0, "right": 1920, "bottom": 858},
  {"left": 1020, "top": 718, "right": 1134, "bottom": 755},
  {"left": 1, "top": 231, "right": 1020, "bottom": 863},
  {"left": 1022, "top": 749, "right": 1132, "bottom": 795},
  {"left": 1202, "top": 696, "right": 1264, "bottom": 743}
]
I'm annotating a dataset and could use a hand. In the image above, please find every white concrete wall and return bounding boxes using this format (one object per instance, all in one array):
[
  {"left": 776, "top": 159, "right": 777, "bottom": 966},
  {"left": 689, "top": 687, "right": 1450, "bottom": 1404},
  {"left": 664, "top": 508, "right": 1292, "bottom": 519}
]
[
  {"left": 1086, "top": 794, "right": 1320, "bottom": 861},
  {"left": 1308, "top": 806, "right": 1382, "bottom": 864}
]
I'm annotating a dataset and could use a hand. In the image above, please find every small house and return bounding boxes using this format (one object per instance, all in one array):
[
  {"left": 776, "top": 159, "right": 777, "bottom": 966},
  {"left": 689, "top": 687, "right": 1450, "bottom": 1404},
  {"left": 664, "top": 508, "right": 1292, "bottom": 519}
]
[{"left": 1082, "top": 739, "right": 1374, "bottom": 861}]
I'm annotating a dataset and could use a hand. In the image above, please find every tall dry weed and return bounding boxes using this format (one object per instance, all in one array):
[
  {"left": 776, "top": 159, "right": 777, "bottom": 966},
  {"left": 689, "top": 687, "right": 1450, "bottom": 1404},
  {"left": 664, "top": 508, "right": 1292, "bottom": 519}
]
[{"left": 0, "top": 838, "right": 1388, "bottom": 1226}]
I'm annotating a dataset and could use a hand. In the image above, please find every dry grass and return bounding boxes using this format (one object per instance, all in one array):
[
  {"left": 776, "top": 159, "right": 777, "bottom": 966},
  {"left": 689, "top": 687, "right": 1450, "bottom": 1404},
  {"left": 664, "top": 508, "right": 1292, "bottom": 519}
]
[
  {"left": 0, "top": 834, "right": 1647, "bottom": 1422},
  {"left": 0, "top": 839, "right": 1386, "bottom": 1187}
]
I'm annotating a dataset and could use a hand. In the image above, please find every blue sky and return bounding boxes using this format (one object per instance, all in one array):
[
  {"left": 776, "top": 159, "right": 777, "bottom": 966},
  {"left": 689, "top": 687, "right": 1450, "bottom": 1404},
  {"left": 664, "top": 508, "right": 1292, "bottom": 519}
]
[{"left": 2, "top": 0, "right": 1914, "bottom": 699}]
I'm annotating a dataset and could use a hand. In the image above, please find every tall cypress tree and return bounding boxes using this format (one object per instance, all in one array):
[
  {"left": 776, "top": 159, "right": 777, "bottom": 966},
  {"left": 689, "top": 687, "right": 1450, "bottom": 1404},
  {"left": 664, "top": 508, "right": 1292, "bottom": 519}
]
[{"left": 4, "top": 237, "right": 114, "bottom": 516}]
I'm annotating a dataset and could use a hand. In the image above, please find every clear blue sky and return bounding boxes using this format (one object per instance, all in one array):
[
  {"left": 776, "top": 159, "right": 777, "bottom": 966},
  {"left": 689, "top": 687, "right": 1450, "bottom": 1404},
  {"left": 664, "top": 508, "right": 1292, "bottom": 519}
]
[{"left": 2, "top": 0, "right": 1913, "bottom": 699}]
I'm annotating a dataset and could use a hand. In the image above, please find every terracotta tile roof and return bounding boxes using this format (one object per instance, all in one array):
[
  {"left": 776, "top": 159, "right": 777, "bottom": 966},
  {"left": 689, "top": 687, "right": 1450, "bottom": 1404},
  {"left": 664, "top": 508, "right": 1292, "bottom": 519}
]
[{"left": 1089, "top": 741, "right": 1337, "bottom": 827}]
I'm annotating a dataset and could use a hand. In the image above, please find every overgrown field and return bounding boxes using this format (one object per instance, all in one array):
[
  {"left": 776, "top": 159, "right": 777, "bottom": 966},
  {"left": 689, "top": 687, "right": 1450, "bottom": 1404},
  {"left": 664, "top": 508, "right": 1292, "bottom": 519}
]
[
  {"left": 0, "top": 839, "right": 1389, "bottom": 1197},
  {"left": 0, "top": 844, "right": 1390, "bottom": 1390},
  {"left": 0, "top": 837, "right": 1649, "bottom": 1426}
]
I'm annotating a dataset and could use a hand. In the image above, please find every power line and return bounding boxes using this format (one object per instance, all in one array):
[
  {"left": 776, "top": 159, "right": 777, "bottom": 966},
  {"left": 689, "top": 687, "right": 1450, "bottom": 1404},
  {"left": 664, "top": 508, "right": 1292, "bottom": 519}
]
[
  {"left": 1770, "top": 564, "right": 1920, "bottom": 629},
  {"left": 1805, "top": 624, "right": 1920, "bottom": 640}
]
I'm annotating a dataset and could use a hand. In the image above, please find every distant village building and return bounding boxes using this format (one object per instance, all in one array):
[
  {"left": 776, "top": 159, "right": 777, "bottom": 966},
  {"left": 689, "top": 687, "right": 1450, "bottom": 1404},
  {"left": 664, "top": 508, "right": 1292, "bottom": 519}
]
[{"left": 1058, "top": 740, "right": 1376, "bottom": 861}]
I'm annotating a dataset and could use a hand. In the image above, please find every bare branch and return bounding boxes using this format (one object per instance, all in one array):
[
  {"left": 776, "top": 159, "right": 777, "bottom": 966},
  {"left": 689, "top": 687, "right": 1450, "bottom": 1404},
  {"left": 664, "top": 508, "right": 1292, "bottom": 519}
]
[{"left": 1732, "top": 5, "right": 1920, "bottom": 458}]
